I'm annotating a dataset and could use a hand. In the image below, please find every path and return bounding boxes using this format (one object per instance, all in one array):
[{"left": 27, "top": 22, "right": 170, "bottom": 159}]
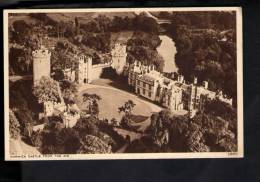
[
  {"left": 9, "top": 75, "right": 33, "bottom": 82},
  {"left": 9, "top": 139, "right": 41, "bottom": 156}
]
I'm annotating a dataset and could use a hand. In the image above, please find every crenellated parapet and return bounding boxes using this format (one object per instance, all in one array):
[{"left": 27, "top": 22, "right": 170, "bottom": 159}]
[
  {"left": 32, "top": 48, "right": 51, "bottom": 59},
  {"left": 32, "top": 46, "right": 51, "bottom": 85}
]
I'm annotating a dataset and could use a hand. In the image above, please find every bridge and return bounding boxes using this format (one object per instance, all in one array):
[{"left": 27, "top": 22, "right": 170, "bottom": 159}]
[
  {"left": 134, "top": 11, "right": 172, "bottom": 24},
  {"left": 157, "top": 19, "right": 171, "bottom": 24}
]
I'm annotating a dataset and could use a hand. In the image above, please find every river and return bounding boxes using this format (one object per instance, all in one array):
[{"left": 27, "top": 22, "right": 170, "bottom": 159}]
[{"left": 157, "top": 35, "right": 178, "bottom": 73}]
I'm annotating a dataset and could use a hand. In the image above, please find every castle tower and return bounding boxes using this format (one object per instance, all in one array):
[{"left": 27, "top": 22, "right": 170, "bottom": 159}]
[
  {"left": 111, "top": 43, "right": 127, "bottom": 74},
  {"left": 32, "top": 46, "right": 51, "bottom": 85},
  {"left": 77, "top": 55, "right": 92, "bottom": 84}
]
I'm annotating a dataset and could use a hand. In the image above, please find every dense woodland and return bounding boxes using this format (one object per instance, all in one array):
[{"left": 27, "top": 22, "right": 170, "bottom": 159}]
[
  {"left": 162, "top": 11, "right": 237, "bottom": 103},
  {"left": 9, "top": 11, "right": 238, "bottom": 153},
  {"left": 9, "top": 12, "right": 160, "bottom": 76},
  {"left": 127, "top": 99, "right": 237, "bottom": 153}
]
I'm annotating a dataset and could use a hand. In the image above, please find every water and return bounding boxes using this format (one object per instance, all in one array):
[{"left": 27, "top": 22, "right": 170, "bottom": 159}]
[{"left": 157, "top": 35, "right": 178, "bottom": 73}]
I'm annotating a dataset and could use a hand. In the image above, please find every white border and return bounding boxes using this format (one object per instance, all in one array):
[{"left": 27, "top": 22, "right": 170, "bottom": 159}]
[{"left": 4, "top": 7, "right": 243, "bottom": 160}]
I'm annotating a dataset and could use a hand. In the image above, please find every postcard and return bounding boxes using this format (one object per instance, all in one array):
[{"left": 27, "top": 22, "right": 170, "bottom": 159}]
[{"left": 4, "top": 7, "right": 243, "bottom": 160}]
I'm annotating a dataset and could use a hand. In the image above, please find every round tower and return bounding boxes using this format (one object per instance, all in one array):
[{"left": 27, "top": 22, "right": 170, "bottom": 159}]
[{"left": 32, "top": 46, "right": 51, "bottom": 85}]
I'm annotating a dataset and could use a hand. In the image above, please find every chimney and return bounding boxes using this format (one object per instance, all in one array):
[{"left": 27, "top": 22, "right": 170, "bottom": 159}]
[
  {"left": 178, "top": 75, "right": 184, "bottom": 83},
  {"left": 193, "top": 77, "right": 197, "bottom": 85},
  {"left": 203, "top": 81, "right": 208, "bottom": 90}
]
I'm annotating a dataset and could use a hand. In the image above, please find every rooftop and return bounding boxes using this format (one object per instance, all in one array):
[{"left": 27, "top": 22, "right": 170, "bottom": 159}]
[{"left": 138, "top": 70, "right": 163, "bottom": 83}]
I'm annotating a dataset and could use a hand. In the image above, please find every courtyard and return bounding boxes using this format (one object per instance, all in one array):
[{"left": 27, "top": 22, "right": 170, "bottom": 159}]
[{"left": 76, "top": 83, "right": 162, "bottom": 123}]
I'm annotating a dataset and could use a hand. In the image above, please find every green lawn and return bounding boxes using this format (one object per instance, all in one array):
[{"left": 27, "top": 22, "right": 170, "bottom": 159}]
[{"left": 76, "top": 87, "right": 152, "bottom": 121}]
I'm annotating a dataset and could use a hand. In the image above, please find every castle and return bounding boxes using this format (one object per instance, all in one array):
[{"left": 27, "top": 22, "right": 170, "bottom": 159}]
[
  {"left": 32, "top": 43, "right": 127, "bottom": 128},
  {"left": 127, "top": 60, "right": 233, "bottom": 118},
  {"left": 32, "top": 46, "right": 80, "bottom": 128},
  {"left": 63, "top": 43, "right": 126, "bottom": 84},
  {"left": 32, "top": 42, "right": 232, "bottom": 122}
]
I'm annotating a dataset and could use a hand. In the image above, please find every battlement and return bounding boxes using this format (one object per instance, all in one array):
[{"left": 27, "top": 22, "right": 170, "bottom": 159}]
[
  {"left": 114, "top": 43, "right": 126, "bottom": 48},
  {"left": 112, "top": 43, "right": 127, "bottom": 55},
  {"left": 78, "top": 55, "right": 92, "bottom": 63},
  {"left": 32, "top": 48, "right": 51, "bottom": 59},
  {"left": 62, "top": 111, "right": 80, "bottom": 128}
]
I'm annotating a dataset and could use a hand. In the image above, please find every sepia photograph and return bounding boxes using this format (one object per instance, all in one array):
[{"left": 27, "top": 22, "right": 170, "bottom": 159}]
[{"left": 4, "top": 7, "right": 243, "bottom": 160}]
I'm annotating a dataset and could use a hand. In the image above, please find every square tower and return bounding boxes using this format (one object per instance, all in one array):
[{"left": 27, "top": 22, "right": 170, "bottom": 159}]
[
  {"left": 111, "top": 43, "right": 127, "bottom": 74},
  {"left": 77, "top": 55, "right": 92, "bottom": 84}
]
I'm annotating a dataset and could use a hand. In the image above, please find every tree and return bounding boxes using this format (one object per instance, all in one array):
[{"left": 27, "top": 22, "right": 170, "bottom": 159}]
[
  {"left": 77, "top": 135, "right": 112, "bottom": 154},
  {"left": 12, "top": 20, "right": 31, "bottom": 44},
  {"left": 31, "top": 130, "right": 43, "bottom": 148},
  {"left": 82, "top": 93, "right": 101, "bottom": 116},
  {"left": 203, "top": 99, "right": 237, "bottom": 134},
  {"left": 73, "top": 116, "right": 100, "bottom": 138},
  {"left": 118, "top": 100, "right": 136, "bottom": 117},
  {"left": 149, "top": 110, "right": 171, "bottom": 147},
  {"left": 167, "top": 12, "right": 237, "bottom": 99},
  {"left": 56, "top": 128, "right": 81, "bottom": 154},
  {"left": 133, "top": 14, "right": 159, "bottom": 34},
  {"left": 118, "top": 100, "right": 136, "bottom": 129},
  {"left": 33, "top": 77, "right": 61, "bottom": 103},
  {"left": 9, "top": 110, "right": 21, "bottom": 140},
  {"left": 9, "top": 47, "right": 33, "bottom": 75},
  {"left": 59, "top": 80, "right": 77, "bottom": 105},
  {"left": 53, "top": 68, "right": 65, "bottom": 81}
]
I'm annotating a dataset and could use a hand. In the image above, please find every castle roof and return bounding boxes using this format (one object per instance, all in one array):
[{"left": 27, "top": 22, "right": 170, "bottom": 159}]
[{"left": 138, "top": 70, "right": 162, "bottom": 83}]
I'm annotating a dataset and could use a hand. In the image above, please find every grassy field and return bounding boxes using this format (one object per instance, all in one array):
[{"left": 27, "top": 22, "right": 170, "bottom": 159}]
[
  {"left": 8, "top": 15, "right": 38, "bottom": 25},
  {"left": 9, "top": 12, "right": 137, "bottom": 26},
  {"left": 76, "top": 87, "right": 153, "bottom": 121}
]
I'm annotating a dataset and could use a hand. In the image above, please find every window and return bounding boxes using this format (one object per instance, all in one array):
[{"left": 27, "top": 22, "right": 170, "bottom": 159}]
[
  {"left": 143, "top": 82, "right": 146, "bottom": 88},
  {"left": 137, "top": 80, "right": 140, "bottom": 85},
  {"left": 149, "top": 85, "right": 152, "bottom": 90},
  {"left": 148, "top": 92, "right": 152, "bottom": 97},
  {"left": 137, "top": 88, "right": 140, "bottom": 94},
  {"left": 84, "top": 59, "right": 87, "bottom": 63},
  {"left": 143, "top": 89, "right": 145, "bottom": 95}
]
